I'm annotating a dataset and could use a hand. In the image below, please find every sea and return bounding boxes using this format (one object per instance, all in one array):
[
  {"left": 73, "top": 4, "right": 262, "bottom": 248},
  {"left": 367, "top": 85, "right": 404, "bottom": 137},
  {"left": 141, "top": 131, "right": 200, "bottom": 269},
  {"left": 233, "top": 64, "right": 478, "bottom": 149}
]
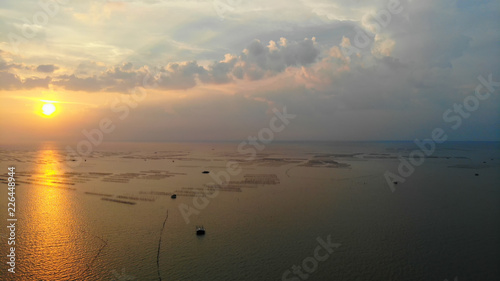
[{"left": 0, "top": 141, "right": 499, "bottom": 281}]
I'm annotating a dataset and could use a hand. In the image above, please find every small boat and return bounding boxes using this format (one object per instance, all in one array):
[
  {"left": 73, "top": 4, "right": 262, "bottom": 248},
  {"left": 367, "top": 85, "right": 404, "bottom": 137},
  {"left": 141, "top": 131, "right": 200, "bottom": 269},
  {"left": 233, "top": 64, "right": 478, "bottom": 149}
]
[
  {"left": 196, "top": 225, "right": 206, "bottom": 235},
  {"left": 171, "top": 194, "right": 177, "bottom": 199},
  {"left": 202, "top": 171, "right": 210, "bottom": 174}
]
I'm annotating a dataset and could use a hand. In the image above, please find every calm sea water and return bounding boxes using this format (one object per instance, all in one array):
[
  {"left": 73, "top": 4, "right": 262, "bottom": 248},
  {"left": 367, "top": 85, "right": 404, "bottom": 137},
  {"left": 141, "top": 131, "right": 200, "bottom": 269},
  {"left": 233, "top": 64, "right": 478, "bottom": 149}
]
[{"left": 0, "top": 141, "right": 499, "bottom": 280}]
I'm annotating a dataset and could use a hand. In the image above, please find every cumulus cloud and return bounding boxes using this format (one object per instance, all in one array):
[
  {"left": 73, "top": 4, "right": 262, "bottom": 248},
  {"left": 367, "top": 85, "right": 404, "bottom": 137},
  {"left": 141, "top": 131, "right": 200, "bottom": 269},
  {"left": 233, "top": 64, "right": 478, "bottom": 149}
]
[
  {"left": 75, "top": 60, "right": 108, "bottom": 76},
  {"left": 48, "top": 37, "right": 321, "bottom": 92},
  {"left": 205, "top": 54, "right": 238, "bottom": 84},
  {"left": 1, "top": 0, "right": 499, "bottom": 141},
  {"left": 0, "top": 56, "right": 24, "bottom": 71},
  {"left": 52, "top": 75, "right": 106, "bottom": 92},
  {"left": 53, "top": 62, "right": 147, "bottom": 92},
  {"left": 36, "top": 65, "right": 59, "bottom": 73},
  {"left": 0, "top": 50, "right": 51, "bottom": 89},
  {"left": 0, "top": 71, "right": 51, "bottom": 90},
  {"left": 234, "top": 38, "right": 320, "bottom": 79},
  {"left": 158, "top": 61, "right": 209, "bottom": 89}
]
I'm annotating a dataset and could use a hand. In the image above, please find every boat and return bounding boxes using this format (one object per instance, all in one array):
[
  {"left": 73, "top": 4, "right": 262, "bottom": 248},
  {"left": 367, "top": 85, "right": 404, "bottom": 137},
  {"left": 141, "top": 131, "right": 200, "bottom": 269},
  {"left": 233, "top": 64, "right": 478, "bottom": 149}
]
[
  {"left": 196, "top": 225, "right": 206, "bottom": 235},
  {"left": 171, "top": 194, "right": 177, "bottom": 199},
  {"left": 202, "top": 171, "right": 210, "bottom": 174}
]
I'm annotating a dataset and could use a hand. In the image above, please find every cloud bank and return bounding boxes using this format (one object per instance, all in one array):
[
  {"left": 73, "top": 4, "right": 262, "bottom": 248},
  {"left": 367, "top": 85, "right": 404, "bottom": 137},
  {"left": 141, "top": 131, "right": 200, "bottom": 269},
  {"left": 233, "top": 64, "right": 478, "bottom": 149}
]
[{"left": 0, "top": 0, "right": 499, "bottom": 141}]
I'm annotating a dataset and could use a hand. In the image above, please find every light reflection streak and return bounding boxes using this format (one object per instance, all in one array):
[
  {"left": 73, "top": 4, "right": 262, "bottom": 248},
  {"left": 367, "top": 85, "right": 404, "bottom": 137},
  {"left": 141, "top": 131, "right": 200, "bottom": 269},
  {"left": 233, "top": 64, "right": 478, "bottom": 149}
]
[{"left": 22, "top": 144, "right": 88, "bottom": 279}]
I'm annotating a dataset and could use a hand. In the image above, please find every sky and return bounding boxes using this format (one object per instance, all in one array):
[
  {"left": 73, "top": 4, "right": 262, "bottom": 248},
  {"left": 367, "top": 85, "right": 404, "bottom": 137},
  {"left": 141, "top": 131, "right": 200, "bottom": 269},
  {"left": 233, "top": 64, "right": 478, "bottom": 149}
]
[{"left": 0, "top": 0, "right": 499, "bottom": 143}]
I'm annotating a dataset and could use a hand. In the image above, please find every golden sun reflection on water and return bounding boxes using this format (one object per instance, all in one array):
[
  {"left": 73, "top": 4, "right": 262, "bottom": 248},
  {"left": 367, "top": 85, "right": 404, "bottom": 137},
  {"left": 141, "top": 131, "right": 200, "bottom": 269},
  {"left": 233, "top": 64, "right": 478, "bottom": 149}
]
[{"left": 22, "top": 146, "right": 90, "bottom": 280}]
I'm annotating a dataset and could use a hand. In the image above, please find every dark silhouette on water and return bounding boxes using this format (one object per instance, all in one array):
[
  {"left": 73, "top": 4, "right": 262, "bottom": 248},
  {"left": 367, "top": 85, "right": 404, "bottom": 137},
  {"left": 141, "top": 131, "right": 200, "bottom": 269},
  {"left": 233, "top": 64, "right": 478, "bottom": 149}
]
[
  {"left": 101, "top": 197, "right": 136, "bottom": 205},
  {"left": 196, "top": 226, "right": 206, "bottom": 235},
  {"left": 81, "top": 230, "right": 107, "bottom": 276},
  {"left": 157, "top": 210, "right": 169, "bottom": 281}
]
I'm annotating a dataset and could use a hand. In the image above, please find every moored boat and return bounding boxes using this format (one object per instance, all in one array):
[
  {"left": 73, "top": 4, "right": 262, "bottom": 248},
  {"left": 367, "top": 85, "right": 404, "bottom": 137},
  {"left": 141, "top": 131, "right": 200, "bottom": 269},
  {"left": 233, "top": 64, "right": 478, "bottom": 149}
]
[{"left": 196, "top": 225, "right": 205, "bottom": 235}]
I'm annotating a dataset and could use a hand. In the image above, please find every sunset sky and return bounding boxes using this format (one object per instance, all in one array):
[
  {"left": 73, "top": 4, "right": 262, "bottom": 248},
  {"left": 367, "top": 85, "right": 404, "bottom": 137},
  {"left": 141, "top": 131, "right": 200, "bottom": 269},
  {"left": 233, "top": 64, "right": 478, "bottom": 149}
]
[{"left": 0, "top": 0, "right": 499, "bottom": 143}]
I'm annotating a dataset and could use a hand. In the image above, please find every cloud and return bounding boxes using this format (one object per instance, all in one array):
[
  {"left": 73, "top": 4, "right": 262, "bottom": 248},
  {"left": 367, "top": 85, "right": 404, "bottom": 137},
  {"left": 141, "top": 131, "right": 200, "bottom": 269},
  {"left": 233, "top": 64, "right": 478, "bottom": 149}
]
[
  {"left": 204, "top": 54, "right": 238, "bottom": 84},
  {"left": 1, "top": 0, "right": 499, "bottom": 141},
  {"left": 47, "top": 37, "right": 321, "bottom": 92},
  {"left": 22, "top": 76, "right": 52, "bottom": 89},
  {"left": 0, "top": 50, "right": 51, "bottom": 89},
  {"left": 0, "top": 56, "right": 25, "bottom": 71},
  {"left": 54, "top": 62, "right": 148, "bottom": 92},
  {"left": 75, "top": 60, "right": 108, "bottom": 76},
  {"left": 52, "top": 75, "right": 106, "bottom": 92},
  {"left": 157, "top": 61, "right": 209, "bottom": 90},
  {"left": 36, "top": 64, "right": 59, "bottom": 73},
  {"left": 0, "top": 71, "right": 51, "bottom": 90},
  {"left": 0, "top": 58, "right": 8, "bottom": 71},
  {"left": 234, "top": 37, "right": 320, "bottom": 80}
]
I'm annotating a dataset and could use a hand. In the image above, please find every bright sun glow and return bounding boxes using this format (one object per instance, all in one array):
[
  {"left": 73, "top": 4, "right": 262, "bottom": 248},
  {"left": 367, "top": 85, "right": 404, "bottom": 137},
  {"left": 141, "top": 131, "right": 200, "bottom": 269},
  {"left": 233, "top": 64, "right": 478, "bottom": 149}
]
[{"left": 42, "top": 103, "right": 56, "bottom": 116}]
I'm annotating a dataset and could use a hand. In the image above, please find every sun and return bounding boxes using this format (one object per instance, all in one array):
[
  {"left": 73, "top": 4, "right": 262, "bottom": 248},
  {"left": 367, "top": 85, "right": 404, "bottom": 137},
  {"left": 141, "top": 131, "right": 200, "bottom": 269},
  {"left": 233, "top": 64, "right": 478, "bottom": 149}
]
[{"left": 42, "top": 103, "right": 56, "bottom": 116}]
